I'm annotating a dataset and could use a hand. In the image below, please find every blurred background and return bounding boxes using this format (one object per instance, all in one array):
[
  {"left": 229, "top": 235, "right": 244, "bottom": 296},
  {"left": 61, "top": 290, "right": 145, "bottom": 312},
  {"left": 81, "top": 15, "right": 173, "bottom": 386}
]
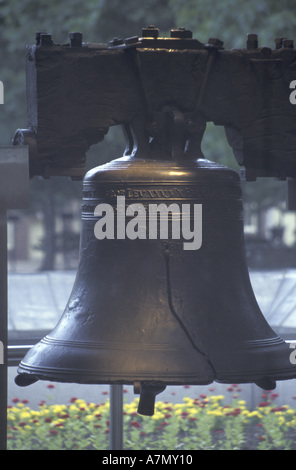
[{"left": 2, "top": 0, "right": 296, "bottom": 406}]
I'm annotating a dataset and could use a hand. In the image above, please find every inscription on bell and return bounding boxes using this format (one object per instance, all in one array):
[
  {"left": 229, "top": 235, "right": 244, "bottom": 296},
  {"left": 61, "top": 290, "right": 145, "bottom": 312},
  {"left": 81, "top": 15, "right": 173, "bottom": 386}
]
[{"left": 107, "top": 187, "right": 191, "bottom": 199}]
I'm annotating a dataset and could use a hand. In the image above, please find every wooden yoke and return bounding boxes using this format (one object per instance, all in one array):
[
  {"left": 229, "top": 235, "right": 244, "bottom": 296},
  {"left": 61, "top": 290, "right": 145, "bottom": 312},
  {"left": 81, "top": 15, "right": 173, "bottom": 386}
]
[{"left": 13, "top": 28, "right": 296, "bottom": 181}]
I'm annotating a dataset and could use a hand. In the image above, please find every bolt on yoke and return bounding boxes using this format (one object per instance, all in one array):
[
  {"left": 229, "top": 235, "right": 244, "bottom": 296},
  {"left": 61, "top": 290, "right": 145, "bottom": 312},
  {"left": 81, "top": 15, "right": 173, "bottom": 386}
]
[{"left": 13, "top": 26, "right": 296, "bottom": 183}]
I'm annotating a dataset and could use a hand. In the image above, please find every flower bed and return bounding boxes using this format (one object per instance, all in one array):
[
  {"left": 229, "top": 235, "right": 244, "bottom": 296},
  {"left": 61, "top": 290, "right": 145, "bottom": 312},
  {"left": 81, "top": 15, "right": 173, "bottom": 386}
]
[{"left": 7, "top": 385, "right": 296, "bottom": 450}]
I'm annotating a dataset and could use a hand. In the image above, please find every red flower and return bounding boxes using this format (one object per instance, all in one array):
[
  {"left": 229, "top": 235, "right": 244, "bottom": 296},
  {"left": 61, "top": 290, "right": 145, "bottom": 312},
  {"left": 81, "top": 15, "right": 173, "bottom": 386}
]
[
  {"left": 18, "top": 422, "right": 27, "bottom": 427},
  {"left": 47, "top": 384, "right": 55, "bottom": 389},
  {"left": 271, "top": 407, "right": 286, "bottom": 413},
  {"left": 70, "top": 397, "right": 78, "bottom": 403},
  {"left": 258, "top": 436, "right": 266, "bottom": 441},
  {"left": 49, "top": 429, "right": 58, "bottom": 436},
  {"left": 258, "top": 402, "right": 270, "bottom": 407},
  {"left": 104, "top": 429, "right": 109, "bottom": 434},
  {"left": 11, "top": 398, "right": 19, "bottom": 404},
  {"left": 130, "top": 421, "right": 141, "bottom": 428},
  {"left": 226, "top": 408, "right": 241, "bottom": 417}
]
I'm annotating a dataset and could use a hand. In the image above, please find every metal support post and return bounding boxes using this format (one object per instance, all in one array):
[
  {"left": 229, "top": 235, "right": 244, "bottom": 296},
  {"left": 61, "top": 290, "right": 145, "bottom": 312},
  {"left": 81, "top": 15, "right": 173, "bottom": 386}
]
[
  {"left": 109, "top": 384, "right": 123, "bottom": 450},
  {"left": 0, "top": 147, "right": 29, "bottom": 450},
  {"left": 0, "top": 208, "right": 7, "bottom": 450}
]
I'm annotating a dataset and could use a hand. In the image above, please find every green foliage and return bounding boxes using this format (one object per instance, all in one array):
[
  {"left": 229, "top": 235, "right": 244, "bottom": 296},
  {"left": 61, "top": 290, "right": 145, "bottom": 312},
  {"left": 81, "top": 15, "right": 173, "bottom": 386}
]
[{"left": 170, "top": 0, "right": 296, "bottom": 49}]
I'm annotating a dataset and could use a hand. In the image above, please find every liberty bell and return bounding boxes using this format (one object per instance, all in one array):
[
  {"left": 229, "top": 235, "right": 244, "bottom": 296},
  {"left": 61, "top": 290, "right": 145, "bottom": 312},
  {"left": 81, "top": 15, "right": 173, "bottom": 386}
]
[
  {"left": 15, "top": 104, "right": 296, "bottom": 416},
  {"left": 14, "top": 26, "right": 296, "bottom": 415}
]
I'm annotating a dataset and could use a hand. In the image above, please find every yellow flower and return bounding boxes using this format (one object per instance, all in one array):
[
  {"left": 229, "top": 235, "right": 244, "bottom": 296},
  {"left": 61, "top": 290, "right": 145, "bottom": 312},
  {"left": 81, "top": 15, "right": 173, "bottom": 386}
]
[
  {"left": 210, "top": 395, "right": 225, "bottom": 402},
  {"left": 52, "top": 404, "right": 66, "bottom": 414},
  {"left": 151, "top": 411, "right": 165, "bottom": 421},
  {"left": 206, "top": 409, "right": 223, "bottom": 417},
  {"left": 278, "top": 416, "right": 285, "bottom": 426},
  {"left": 187, "top": 407, "right": 198, "bottom": 416},
  {"left": 247, "top": 410, "right": 263, "bottom": 419},
  {"left": 238, "top": 400, "right": 246, "bottom": 406},
  {"left": 19, "top": 411, "right": 31, "bottom": 420},
  {"left": 174, "top": 408, "right": 184, "bottom": 416},
  {"left": 85, "top": 414, "right": 95, "bottom": 422},
  {"left": 69, "top": 404, "right": 79, "bottom": 412}
]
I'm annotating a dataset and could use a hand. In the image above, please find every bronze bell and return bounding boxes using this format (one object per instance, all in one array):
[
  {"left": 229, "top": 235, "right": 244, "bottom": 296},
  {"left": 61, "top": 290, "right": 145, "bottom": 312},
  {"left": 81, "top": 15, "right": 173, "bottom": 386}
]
[{"left": 15, "top": 154, "right": 296, "bottom": 415}]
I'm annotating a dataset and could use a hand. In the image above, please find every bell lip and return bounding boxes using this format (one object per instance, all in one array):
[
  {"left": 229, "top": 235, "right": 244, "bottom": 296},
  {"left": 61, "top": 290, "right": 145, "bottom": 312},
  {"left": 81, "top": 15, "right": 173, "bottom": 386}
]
[
  {"left": 15, "top": 363, "right": 215, "bottom": 387},
  {"left": 215, "top": 366, "right": 296, "bottom": 384},
  {"left": 14, "top": 334, "right": 216, "bottom": 387}
]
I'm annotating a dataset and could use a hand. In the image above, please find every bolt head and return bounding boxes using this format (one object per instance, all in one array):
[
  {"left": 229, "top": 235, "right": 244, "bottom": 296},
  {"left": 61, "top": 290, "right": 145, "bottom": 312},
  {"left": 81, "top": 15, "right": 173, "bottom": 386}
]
[
  {"left": 142, "top": 25, "right": 159, "bottom": 38},
  {"left": 69, "top": 32, "right": 83, "bottom": 47},
  {"left": 171, "top": 28, "right": 193, "bottom": 39}
]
